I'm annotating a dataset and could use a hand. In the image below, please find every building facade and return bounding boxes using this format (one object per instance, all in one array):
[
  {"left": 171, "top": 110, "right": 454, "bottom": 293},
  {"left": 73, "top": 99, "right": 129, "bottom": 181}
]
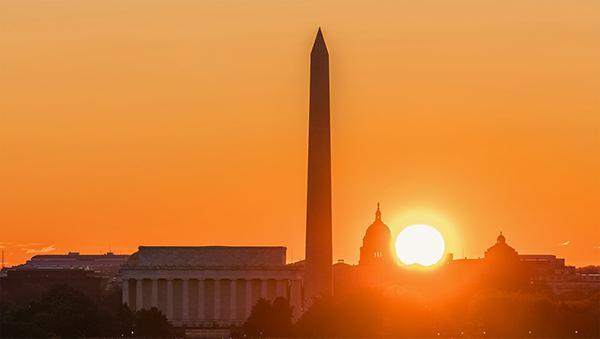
[{"left": 120, "top": 246, "right": 303, "bottom": 328}]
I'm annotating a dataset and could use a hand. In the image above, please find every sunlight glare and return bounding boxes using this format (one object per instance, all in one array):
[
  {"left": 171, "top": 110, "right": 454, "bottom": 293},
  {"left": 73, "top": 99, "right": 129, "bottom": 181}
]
[{"left": 395, "top": 224, "right": 445, "bottom": 267}]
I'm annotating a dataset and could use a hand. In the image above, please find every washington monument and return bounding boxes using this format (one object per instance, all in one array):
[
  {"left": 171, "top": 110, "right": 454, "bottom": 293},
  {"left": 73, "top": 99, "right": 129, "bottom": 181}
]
[{"left": 304, "top": 28, "right": 333, "bottom": 303}]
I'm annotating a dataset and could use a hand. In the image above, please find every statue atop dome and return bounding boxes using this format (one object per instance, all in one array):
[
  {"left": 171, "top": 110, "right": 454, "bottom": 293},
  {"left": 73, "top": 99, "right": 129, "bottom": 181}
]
[{"left": 359, "top": 203, "right": 395, "bottom": 269}]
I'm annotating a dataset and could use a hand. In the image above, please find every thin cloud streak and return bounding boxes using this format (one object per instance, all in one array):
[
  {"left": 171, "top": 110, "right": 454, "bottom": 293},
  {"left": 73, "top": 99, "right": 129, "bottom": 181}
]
[{"left": 25, "top": 245, "right": 56, "bottom": 254}]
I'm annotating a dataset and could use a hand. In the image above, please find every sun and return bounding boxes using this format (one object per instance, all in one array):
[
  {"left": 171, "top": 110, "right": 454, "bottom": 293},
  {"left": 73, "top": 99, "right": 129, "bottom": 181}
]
[{"left": 395, "top": 224, "right": 446, "bottom": 267}]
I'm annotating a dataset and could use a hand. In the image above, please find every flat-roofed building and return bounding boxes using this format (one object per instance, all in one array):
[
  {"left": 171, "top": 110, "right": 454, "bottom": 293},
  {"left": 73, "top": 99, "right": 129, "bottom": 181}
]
[
  {"left": 120, "top": 246, "right": 303, "bottom": 328},
  {"left": 21, "top": 252, "right": 129, "bottom": 279}
]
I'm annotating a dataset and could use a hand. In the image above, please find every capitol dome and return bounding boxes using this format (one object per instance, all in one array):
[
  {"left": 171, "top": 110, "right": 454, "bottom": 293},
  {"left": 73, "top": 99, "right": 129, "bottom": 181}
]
[
  {"left": 364, "top": 205, "right": 392, "bottom": 244},
  {"left": 359, "top": 203, "right": 394, "bottom": 267}
]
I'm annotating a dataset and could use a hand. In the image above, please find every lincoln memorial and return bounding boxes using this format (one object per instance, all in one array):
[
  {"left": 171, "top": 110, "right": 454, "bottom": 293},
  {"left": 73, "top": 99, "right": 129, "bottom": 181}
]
[{"left": 120, "top": 246, "right": 304, "bottom": 327}]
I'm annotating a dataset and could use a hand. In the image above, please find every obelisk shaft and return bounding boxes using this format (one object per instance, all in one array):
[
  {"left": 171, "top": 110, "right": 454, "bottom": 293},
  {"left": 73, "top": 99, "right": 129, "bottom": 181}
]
[{"left": 304, "top": 28, "right": 333, "bottom": 304}]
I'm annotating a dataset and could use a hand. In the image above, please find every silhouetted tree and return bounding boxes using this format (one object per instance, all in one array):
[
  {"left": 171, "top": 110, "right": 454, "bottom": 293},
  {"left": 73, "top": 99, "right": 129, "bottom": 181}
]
[
  {"left": 243, "top": 298, "right": 271, "bottom": 336},
  {"left": 296, "top": 290, "right": 388, "bottom": 337},
  {"left": 242, "top": 297, "right": 294, "bottom": 337},
  {"left": 133, "top": 307, "right": 172, "bottom": 337},
  {"left": 294, "top": 285, "right": 600, "bottom": 338},
  {"left": 0, "top": 285, "right": 111, "bottom": 337},
  {"left": 466, "top": 289, "right": 600, "bottom": 337},
  {"left": 554, "top": 292, "right": 600, "bottom": 337},
  {"left": 2, "top": 280, "right": 597, "bottom": 338},
  {"left": 116, "top": 302, "right": 135, "bottom": 336},
  {"left": 0, "top": 285, "right": 160, "bottom": 337},
  {"left": 270, "top": 297, "right": 294, "bottom": 335}
]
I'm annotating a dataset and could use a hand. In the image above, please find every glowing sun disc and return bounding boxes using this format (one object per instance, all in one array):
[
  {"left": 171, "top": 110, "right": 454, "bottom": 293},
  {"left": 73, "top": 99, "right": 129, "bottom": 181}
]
[{"left": 395, "top": 224, "right": 445, "bottom": 266}]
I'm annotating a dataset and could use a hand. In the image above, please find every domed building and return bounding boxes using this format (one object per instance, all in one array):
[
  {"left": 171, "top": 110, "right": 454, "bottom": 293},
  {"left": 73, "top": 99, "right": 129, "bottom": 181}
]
[
  {"left": 359, "top": 204, "right": 395, "bottom": 269},
  {"left": 482, "top": 232, "right": 528, "bottom": 289},
  {"left": 484, "top": 232, "right": 519, "bottom": 264},
  {"left": 332, "top": 204, "right": 398, "bottom": 294}
]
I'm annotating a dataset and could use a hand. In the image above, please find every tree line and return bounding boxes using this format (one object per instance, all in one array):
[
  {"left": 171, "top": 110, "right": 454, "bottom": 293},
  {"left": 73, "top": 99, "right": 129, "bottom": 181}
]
[
  {"left": 0, "top": 285, "right": 171, "bottom": 337},
  {"left": 1, "top": 283, "right": 597, "bottom": 337},
  {"left": 240, "top": 288, "right": 599, "bottom": 337}
]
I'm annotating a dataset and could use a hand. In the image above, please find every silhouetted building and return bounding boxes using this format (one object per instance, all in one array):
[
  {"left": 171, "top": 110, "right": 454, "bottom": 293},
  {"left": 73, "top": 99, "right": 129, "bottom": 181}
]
[
  {"left": 359, "top": 204, "right": 395, "bottom": 269},
  {"left": 357, "top": 204, "right": 398, "bottom": 286},
  {"left": 443, "top": 233, "right": 600, "bottom": 293},
  {"left": 484, "top": 232, "right": 519, "bottom": 262},
  {"left": 0, "top": 269, "right": 103, "bottom": 307},
  {"left": 480, "top": 233, "right": 529, "bottom": 289},
  {"left": 519, "top": 255, "right": 600, "bottom": 293},
  {"left": 304, "top": 28, "right": 333, "bottom": 304},
  {"left": 332, "top": 259, "right": 356, "bottom": 296},
  {"left": 331, "top": 205, "right": 402, "bottom": 292},
  {"left": 519, "top": 254, "right": 576, "bottom": 280},
  {"left": 0, "top": 252, "right": 128, "bottom": 296},
  {"left": 119, "top": 246, "right": 303, "bottom": 328},
  {"left": 20, "top": 251, "right": 128, "bottom": 281}
]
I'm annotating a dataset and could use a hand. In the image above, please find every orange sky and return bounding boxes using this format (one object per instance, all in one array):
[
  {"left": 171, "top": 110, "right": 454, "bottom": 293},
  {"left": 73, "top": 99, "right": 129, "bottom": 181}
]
[{"left": 1, "top": 1, "right": 599, "bottom": 267}]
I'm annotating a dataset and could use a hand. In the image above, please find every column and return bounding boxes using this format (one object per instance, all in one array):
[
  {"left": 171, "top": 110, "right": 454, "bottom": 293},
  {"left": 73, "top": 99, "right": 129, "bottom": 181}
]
[
  {"left": 214, "top": 279, "right": 221, "bottom": 320},
  {"left": 182, "top": 279, "right": 189, "bottom": 323},
  {"left": 230, "top": 280, "right": 237, "bottom": 321},
  {"left": 122, "top": 279, "right": 130, "bottom": 306},
  {"left": 276, "top": 280, "right": 286, "bottom": 298},
  {"left": 166, "top": 279, "right": 174, "bottom": 320},
  {"left": 151, "top": 279, "right": 158, "bottom": 308},
  {"left": 260, "top": 279, "right": 268, "bottom": 299},
  {"left": 245, "top": 279, "right": 252, "bottom": 318},
  {"left": 198, "top": 279, "right": 205, "bottom": 322},
  {"left": 136, "top": 279, "right": 143, "bottom": 311}
]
